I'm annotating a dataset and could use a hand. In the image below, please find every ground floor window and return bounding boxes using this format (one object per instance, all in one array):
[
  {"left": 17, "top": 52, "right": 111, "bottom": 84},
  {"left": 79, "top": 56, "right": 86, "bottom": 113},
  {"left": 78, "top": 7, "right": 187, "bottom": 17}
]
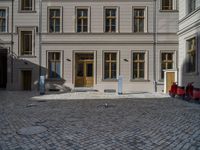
[
  {"left": 161, "top": 52, "right": 173, "bottom": 79},
  {"left": 48, "top": 52, "right": 61, "bottom": 79},
  {"left": 104, "top": 52, "right": 117, "bottom": 79},
  {"left": 132, "top": 52, "right": 145, "bottom": 79},
  {"left": 186, "top": 37, "right": 196, "bottom": 73}
]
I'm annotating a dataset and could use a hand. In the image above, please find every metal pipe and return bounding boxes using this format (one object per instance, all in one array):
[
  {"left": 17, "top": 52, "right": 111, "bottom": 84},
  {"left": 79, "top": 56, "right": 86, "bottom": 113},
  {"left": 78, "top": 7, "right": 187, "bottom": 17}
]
[
  {"left": 11, "top": 0, "right": 14, "bottom": 84},
  {"left": 153, "top": 0, "right": 157, "bottom": 92},
  {"left": 39, "top": 0, "right": 42, "bottom": 90}
]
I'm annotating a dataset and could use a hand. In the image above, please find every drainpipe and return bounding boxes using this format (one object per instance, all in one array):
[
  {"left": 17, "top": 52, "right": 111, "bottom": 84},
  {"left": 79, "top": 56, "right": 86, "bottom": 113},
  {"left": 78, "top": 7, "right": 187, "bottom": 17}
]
[
  {"left": 39, "top": 0, "right": 42, "bottom": 90},
  {"left": 153, "top": 0, "right": 157, "bottom": 92},
  {"left": 11, "top": 0, "right": 14, "bottom": 84}
]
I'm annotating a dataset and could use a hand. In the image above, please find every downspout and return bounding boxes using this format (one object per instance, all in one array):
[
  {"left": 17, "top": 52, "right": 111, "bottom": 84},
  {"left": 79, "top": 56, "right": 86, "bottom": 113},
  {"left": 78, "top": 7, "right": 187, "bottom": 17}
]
[
  {"left": 39, "top": 0, "right": 42, "bottom": 90},
  {"left": 11, "top": 0, "right": 14, "bottom": 84},
  {"left": 153, "top": 0, "right": 157, "bottom": 92}
]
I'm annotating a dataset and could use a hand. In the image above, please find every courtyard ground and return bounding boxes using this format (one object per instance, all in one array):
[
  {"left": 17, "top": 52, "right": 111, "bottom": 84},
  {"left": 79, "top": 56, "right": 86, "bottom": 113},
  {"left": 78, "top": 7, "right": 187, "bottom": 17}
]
[{"left": 0, "top": 91, "right": 200, "bottom": 150}]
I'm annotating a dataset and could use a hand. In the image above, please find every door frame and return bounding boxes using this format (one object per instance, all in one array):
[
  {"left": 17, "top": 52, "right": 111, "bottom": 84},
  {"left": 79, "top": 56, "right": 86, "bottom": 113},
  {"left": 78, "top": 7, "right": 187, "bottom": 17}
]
[{"left": 73, "top": 50, "right": 96, "bottom": 87}]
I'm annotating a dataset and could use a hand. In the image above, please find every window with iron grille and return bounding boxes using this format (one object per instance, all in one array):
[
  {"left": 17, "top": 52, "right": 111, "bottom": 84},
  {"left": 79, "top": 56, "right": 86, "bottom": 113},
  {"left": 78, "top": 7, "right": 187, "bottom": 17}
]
[
  {"left": 161, "top": 53, "right": 173, "bottom": 79},
  {"left": 21, "top": 31, "right": 32, "bottom": 55},
  {"left": 134, "top": 9, "right": 145, "bottom": 32},
  {"left": 49, "top": 8, "right": 61, "bottom": 33},
  {"left": 105, "top": 9, "right": 117, "bottom": 33},
  {"left": 77, "top": 9, "right": 88, "bottom": 32},
  {"left": 162, "top": 0, "right": 173, "bottom": 10},
  {"left": 48, "top": 52, "right": 61, "bottom": 79},
  {"left": 186, "top": 38, "right": 196, "bottom": 73},
  {"left": 132, "top": 53, "right": 145, "bottom": 79},
  {"left": 0, "top": 9, "right": 6, "bottom": 32},
  {"left": 104, "top": 53, "right": 117, "bottom": 79}
]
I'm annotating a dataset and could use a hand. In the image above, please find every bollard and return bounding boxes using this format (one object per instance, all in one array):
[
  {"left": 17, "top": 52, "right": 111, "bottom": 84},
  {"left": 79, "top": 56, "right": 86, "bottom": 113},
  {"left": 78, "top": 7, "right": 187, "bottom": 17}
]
[
  {"left": 39, "top": 76, "right": 45, "bottom": 95},
  {"left": 118, "top": 75, "right": 123, "bottom": 95}
]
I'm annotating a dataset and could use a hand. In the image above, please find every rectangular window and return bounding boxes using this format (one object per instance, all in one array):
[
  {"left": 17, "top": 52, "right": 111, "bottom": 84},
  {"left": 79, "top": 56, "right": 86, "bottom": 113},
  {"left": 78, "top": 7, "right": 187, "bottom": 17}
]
[
  {"left": 161, "top": 53, "right": 173, "bottom": 79},
  {"left": 48, "top": 52, "right": 61, "bottom": 79},
  {"left": 186, "top": 37, "right": 196, "bottom": 73},
  {"left": 188, "top": 0, "right": 196, "bottom": 13},
  {"left": 134, "top": 9, "right": 145, "bottom": 32},
  {"left": 77, "top": 9, "right": 88, "bottom": 32},
  {"left": 162, "top": 0, "right": 173, "bottom": 10},
  {"left": 105, "top": 9, "right": 117, "bottom": 33},
  {"left": 132, "top": 53, "right": 145, "bottom": 79},
  {"left": 21, "top": 31, "right": 32, "bottom": 55},
  {"left": 49, "top": 8, "right": 61, "bottom": 33},
  {"left": 20, "top": 0, "right": 33, "bottom": 11},
  {"left": 0, "top": 9, "right": 6, "bottom": 32},
  {"left": 104, "top": 52, "right": 117, "bottom": 79}
]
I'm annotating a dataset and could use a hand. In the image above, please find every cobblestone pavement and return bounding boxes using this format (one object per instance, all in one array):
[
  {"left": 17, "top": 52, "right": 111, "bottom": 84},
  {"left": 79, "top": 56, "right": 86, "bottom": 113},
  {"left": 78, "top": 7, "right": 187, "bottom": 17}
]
[{"left": 1, "top": 91, "right": 200, "bottom": 150}]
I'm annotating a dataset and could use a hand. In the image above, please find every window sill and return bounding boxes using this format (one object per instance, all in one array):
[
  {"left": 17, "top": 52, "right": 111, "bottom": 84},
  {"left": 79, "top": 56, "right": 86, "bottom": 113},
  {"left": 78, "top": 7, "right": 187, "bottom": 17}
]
[
  {"left": 18, "top": 10, "right": 37, "bottom": 13},
  {"left": 18, "top": 55, "right": 36, "bottom": 58},
  {"left": 184, "top": 72, "right": 199, "bottom": 76},
  {"left": 130, "top": 79, "right": 150, "bottom": 82},
  {"left": 159, "top": 10, "right": 178, "bottom": 13},
  {"left": 102, "top": 79, "right": 118, "bottom": 82}
]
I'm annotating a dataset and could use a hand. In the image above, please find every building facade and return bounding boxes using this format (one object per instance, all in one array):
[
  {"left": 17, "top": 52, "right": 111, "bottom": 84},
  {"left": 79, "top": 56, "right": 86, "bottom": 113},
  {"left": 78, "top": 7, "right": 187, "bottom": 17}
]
[
  {"left": 178, "top": 0, "right": 200, "bottom": 87},
  {"left": 0, "top": 0, "right": 178, "bottom": 93}
]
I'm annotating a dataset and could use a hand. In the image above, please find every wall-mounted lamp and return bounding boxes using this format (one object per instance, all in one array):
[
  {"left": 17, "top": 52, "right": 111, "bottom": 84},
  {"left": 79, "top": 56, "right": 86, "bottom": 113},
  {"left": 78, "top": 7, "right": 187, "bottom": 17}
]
[
  {"left": 66, "top": 58, "right": 71, "bottom": 62},
  {"left": 123, "top": 59, "right": 128, "bottom": 62}
]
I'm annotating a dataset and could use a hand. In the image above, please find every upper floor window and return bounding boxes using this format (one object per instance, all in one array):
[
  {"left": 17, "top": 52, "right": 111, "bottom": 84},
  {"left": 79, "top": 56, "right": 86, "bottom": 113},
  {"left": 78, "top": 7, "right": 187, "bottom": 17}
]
[
  {"left": 0, "top": 9, "right": 7, "bottom": 32},
  {"left": 105, "top": 8, "right": 117, "bottom": 33},
  {"left": 48, "top": 8, "right": 62, "bottom": 33},
  {"left": 20, "top": 31, "right": 33, "bottom": 55},
  {"left": 20, "top": 0, "right": 35, "bottom": 12},
  {"left": 162, "top": 0, "right": 173, "bottom": 10},
  {"left": 76, "top": 9, "right": 88, "bottom": 32},
  {"left": 186, "top": 37, "right": 196, "bottom": 73},
  {"left": 134, "top": 9, "right": 145, "bottom": 32}
]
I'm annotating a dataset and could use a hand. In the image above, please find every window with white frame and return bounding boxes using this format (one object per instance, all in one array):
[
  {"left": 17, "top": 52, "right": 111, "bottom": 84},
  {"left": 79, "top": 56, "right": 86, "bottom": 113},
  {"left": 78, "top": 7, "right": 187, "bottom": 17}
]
[
  {"left": 19, "top": 28, "right": 35, "bottom": 56},
  {"left": 161, "top": 0, "right": 176, "bottom": 10},
  {"left": 48, "top": 52, "right": 62, "bottom": 79},
  {"left": 134, "top": 8, "right": 145, "bottom": 32},
  {"left": 0, "top": 9, "right": 7, "bottom": 32},
  {"left": 105, "top": 8, "right": 118, "bottom": 33},
  {"left": 104, "top": 52, "right": 117, "bottom": 79},
  {"left": 132, "top": 52, "right": 146, "bottom": 79},
  {"left": 48, "top": 8, "right": 62, "bottom": 33},
  {"left": 20, "top": 0, "right": 35, "bottom": 11},
  {"left": 186, "top": 37, "right": 196, "bottom": 73},
  {"left": 161, "top": 52, "right": 174, "bottom": 79},
  {"left": 76, "top": 8, "right": 88, "bottom": 32}
]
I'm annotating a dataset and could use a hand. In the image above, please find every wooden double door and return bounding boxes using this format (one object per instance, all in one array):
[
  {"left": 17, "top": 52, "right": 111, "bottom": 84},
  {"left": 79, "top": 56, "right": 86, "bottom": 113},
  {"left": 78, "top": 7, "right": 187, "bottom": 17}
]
[
  {"left": 75, "top": 53, "right": 94, "bottom": 87},
  {"left": 22, "top": 70, "right": 32, "bottom": 91}
]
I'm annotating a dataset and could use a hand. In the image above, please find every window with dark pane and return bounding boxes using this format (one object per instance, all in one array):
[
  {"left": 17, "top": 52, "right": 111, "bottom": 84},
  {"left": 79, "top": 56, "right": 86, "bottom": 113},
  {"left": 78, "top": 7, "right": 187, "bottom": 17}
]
[
  {"left": 21, "top": 31, "right": 32, "bottom": 55},
  {"left": 162, "top": 0, "right": 173, "bottom": 10},
  {"left": 187, "top": 38, "right": 196, "bottom": 73},
  {"left": 105, "top": 9, "right": 116, "bottom": 32},
  {"left": 0, "top": 9, "right": 6, "bottom": 32},
  {"left": 132, "top": 53, "right": 145, "bottom": 79},
  {"left": 104, "top": 53, "right": 117, "bottom": 79},
  {"left": 21, "top": 0, "right": 32, "bottom": 11},
  {"left": 161, "top": 53, "right": 173, "bottom": 79},
  {"left": 49, "top": 9, "right": 60, "bottom": 33},
  {"left": 134, "top": 9, "right": 144, "bottom": 32},
  {"left": 48, "top": 52, "right": 61, "bottom": 79},
  {"left": 77, "top": 9, "right": 88, "bottom": 32}
]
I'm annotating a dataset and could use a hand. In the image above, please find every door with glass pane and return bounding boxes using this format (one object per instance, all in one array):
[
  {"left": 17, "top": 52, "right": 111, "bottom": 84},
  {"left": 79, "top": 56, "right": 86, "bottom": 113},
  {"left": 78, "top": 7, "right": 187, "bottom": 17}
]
[{"left": 75, "top": 53, "right": 94, "bottom": 87}]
